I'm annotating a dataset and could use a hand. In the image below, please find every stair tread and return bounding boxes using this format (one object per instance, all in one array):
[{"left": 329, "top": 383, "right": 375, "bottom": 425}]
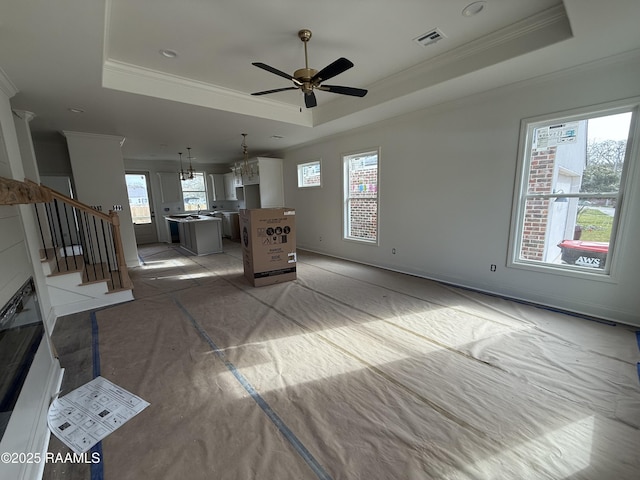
[{"left": 45, "top": 257, "right": 128, "bottom": 293}]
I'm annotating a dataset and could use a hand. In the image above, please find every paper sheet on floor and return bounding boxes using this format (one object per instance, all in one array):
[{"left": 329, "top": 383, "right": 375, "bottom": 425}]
[{"left": 47, "top": 376, "right": 149, "bottom": 454}]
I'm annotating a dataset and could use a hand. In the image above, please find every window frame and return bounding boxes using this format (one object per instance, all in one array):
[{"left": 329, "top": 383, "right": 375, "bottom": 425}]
[
  {"left": 507, "top": 99, "right": 639, "bottom": 281},
  {"left": 125, "top": 172, "right": 153, "bottom": 225},
  {"left": 181, "top": 172, "right": 208, "bottom": 212},
  {"left": 342, "top": 148, "right": 380, "bottom": 245},
  {"left": 297, "top": 159, "right": 322, "bottom": 188}
]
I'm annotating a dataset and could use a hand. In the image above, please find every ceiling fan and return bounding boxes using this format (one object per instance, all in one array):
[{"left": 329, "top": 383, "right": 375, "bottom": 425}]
[{"left": 251, "top": 29, "right": 368, "bottom": 108}]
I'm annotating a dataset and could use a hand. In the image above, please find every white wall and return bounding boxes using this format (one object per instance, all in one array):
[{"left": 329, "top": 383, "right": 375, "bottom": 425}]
[
  {"left": 64, "top": 131, "right": 139, "bottom": 267},
  {"left": 0, "top": 68, "right": 62, "bottom": 480},
  {"left": 0, "top": 77, "right": 33, "bottom": 312},
  {"left": 33, "top": 137, "right": 72, "bottom": 177},
  {"left": 283, "top": 52, "right": 640, "bottom": 326}
]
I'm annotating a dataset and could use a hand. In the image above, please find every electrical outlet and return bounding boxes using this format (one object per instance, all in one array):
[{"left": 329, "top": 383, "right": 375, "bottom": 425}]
[
  {"left": 392, "top": 248, "right": 397, "bottom": 254},
  {"left": 319, "top": 235, "right": 323, "bottom": 242},
  {"left": 490, "top": 264, "right": 497, "bottom": 272}
]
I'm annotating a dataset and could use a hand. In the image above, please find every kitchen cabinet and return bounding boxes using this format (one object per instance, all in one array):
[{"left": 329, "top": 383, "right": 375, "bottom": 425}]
[
  {"left": 242, "top": 165, "right": 259, "bottom": 186},
  {"left": 208, "top": 174, "right": 226, "bottom": 202},
  {"left": 242, "top": 157, "right": 284, "bottom": 209},
  {"left": 223, "top": 172, "right": 237, "bottom": 200},
  {"left": 215, "top": 212, "right": 240, "bottom": 239},
  {"left": 232, "top": 169, "right": 243, "bottom": 187},
  {"left": 166, "top": 216, "right": 223, "bottom": 255},
  {"left": 157, "top": 172, "right": 182, "bottom": 203}
]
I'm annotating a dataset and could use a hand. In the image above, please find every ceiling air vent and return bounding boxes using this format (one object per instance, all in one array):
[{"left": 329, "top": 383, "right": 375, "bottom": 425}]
[{"left": 414, "top": 28, "right": 446, "bottom": 47}]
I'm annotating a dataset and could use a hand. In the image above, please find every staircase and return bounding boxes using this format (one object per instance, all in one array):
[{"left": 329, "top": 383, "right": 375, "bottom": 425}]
[
  {"left": 40, "top": 247, "right": 133, "bottom": 316},
  {"left": 2, "top": 177, "right": 134, "bottom": 316}
]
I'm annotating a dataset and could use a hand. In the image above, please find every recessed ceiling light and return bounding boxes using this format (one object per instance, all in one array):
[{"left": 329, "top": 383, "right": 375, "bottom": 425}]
[
  {"left": 159, "top": 49, "right": 178, "bottom": 58},
  {"left": 68, "top": 108, "right": 84, "bottom": 113},
  {"left": 270, "top": 135, "right": 284, "bottom": 139},
  {"left": 462, "top": 1, "right": 486, "bottom": 17}
]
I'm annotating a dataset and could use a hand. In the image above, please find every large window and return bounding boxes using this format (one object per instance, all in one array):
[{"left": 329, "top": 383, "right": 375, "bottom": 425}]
[
  {"left": 343, "top": 149, "right": 379, "bottom": 243},
  {"left": 181, "top": 172, "right": 207, "bottom": 212},
  {"left": 509, "top": 102, "right": 637, "bottom": 276}
]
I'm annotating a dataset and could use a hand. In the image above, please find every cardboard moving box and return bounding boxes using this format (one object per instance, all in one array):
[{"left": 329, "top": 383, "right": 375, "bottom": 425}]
[{"left": 240, "top": 208, "right": 296, "bottom": 287}]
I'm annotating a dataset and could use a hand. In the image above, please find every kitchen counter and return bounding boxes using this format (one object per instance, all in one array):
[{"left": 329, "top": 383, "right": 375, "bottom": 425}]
[
  {"left": 165, "top": 214, "right": 219, "bottom": 222},
  {"left": 165, "top": 215, "right": 223, "bottom": 255}
]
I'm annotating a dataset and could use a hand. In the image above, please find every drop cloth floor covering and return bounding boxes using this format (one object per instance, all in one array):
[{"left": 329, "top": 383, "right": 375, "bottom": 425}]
[{"left": 56, "top": 242, "right": 640, "bottom": 479}]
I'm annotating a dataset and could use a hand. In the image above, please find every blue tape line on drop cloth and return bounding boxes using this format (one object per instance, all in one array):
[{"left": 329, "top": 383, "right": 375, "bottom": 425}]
[
  {"left": 91, "top": 311, "right": 101, "bottom": 379},
  {"left": 90, "top": 311, "right": 104, "bottom": 480},
  {"left": 636, "top": 331, "right": 640, "bottom": 352},
  {"left": 173, "top": 298, "right": 333, "bottom": 480}
]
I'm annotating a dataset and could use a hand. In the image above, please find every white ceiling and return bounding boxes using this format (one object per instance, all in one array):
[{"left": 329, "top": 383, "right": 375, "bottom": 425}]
[{"left": 2, "top": 0, "right": 640, "bottom": 166}]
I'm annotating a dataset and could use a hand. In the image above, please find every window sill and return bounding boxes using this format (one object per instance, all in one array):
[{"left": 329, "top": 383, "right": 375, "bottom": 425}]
[
  {"left": 343, "top": 236, "right": 379, "bottom": 246},
  {"left": 507, "top": 259, "right": 619, "bottom": 284}
]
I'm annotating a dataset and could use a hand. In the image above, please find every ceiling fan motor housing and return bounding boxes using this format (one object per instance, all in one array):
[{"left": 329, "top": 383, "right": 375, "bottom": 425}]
[{"left": 294, "top": 68, "right": 318, "bottom": 93}]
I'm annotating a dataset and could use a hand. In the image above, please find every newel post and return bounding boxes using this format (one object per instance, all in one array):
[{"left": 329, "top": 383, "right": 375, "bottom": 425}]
[{"left": 109, "top": 210, "right": 133, "bottom": 289}]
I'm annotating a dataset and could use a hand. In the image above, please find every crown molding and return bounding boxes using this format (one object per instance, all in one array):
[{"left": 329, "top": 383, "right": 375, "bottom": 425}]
[
  {"left": 12, "top": 110, "right": 36, "bottom": 122},
  {"left": 315, "top": 4, "right": 572, "bottom": 127},
  {"left": 102, "top": 59, "right": 314, "bottom": 127},
  {"left": 62, "top": 131, "right": 126, "bottom": 147}
]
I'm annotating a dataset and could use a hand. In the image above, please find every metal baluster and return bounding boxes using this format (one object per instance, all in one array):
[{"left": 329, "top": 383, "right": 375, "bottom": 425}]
[
  {"left": 45, "top": 202, "right": 57, "bottom": 250},
  {"left": 75, "top": 206, "right": 89, "bottom": 266},
  {"left": 34, "top": 204, "right": 48, "bottom": 259},
  {"left": 53, "top": 199, "right": 69, "bottom": 271},
  {"left": 63, "top": 203, "right": 78, "bottom": 270},
  {"left": 45, "top": 202, "right": 61, "bottom": 270},
  {"left": 84, "top": 211, "right": 98, "bottom": 280}
]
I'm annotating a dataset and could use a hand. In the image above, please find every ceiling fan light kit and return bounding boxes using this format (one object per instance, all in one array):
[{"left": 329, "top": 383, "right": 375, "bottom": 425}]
[{"left": 251, "top": 29, "right": 368, "bottom": 108}]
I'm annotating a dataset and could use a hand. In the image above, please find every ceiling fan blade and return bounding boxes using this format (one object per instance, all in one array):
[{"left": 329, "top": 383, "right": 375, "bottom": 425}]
[
  {"left": 304, "top": 91, "right": 317, "bottom": 108},
  {"left": 252, "top": 62, "right": 302, "bottom": 85},
  {"left": 319, "top": 85, "right": 368, "bottom": 97},
  {"left": 251, "top": 87, "right": 298, "bottom": 96},
  {"left": 310, "top": 57, "right": 354, "bottom": 84}
]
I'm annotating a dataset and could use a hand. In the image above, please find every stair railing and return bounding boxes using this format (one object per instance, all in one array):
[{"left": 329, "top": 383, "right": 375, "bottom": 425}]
[{"left": 0, "top": 176, "right": 132, "bottom": 291}]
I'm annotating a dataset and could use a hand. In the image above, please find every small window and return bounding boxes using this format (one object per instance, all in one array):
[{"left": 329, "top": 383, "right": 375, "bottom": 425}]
[
  {"left": 509, "top": 103, "right": 636, "bottom": 277},
  {"left": 343, "top": 149, "right": 379, "bottom": 243},
  {"left": 181, "top": 172, "right": 207, "bottom": 212},
  {"left": 297, "top": 160, "right": 322, "bottom": 188}
]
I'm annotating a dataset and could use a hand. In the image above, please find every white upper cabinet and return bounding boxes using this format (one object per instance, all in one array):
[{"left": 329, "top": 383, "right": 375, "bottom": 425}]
[
  {"left": 255, "top": 157, "right": 284, "bottom": 208},
  {"left": 240, "top": 157, "right": 284, "bottom": 209},
  {"left": 223, "top": 172, "right": 237, "bottom": 200},
  {"left": 208, "top": 174, "right": 226, "bottom": 202}
]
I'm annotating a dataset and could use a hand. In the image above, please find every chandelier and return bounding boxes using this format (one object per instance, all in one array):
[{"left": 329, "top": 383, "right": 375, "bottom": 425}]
[
  {"left": 179, "top": 147, "right": 195, "bottom": 181},
  {"left": 234, "top": 134, "right": 255, "bottom": 180}
]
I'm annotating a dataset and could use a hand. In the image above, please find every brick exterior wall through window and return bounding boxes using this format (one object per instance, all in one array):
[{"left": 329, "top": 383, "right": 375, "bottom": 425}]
[
  {"left": 520, "top": 147, "right": 556, "bottom": 260},
  {"left": 347, "top": 159, "right": 378, "bottom": 241}
]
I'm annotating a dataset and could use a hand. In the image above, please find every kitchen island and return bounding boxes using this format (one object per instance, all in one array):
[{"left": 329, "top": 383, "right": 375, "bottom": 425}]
[{"left": 165, "top": 214, "right": 223, "bottom": 255}]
